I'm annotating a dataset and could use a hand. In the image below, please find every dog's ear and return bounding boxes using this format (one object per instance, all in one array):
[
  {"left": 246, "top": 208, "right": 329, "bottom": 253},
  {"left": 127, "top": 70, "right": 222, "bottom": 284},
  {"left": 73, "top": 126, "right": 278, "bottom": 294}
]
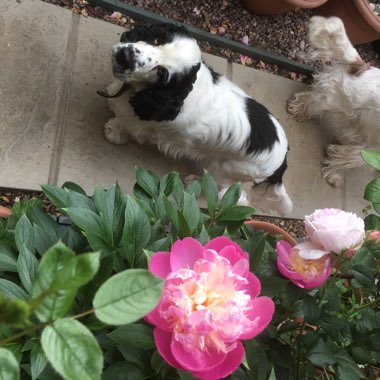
[
  {"left": 120, "top": 24, "right": 152, "bottom": 43},
  {"left": 156, "top": 66, "right": 170, "bottom": 86},
  {"left": 129, "top": 63, "right": 201, "bottom": 122}
]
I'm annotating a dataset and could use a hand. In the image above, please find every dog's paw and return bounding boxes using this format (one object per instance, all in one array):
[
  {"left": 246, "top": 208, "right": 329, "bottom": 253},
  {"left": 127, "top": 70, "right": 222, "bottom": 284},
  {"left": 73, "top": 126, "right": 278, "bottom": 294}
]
[
  {"left": 104, "top": 118, "right": 128, "bottom": 145},
  {"left": 286, "top": 94, "right": 308, "bottom": 122},
  {"left": 321, "top": 166, "right": 344, "bottom": 188}
]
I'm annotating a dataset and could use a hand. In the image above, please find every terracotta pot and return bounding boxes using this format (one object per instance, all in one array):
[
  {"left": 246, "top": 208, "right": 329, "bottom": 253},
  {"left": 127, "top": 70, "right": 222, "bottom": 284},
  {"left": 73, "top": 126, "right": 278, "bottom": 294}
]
[
  {"left": 316, "top": 0, "right": 380, "bottom": 44},
  {"left": 245, "top": 220, "right": 297, "bottom": 246},
  {"left": 240, "top": 0, "right": 327, "bottom": 15}
]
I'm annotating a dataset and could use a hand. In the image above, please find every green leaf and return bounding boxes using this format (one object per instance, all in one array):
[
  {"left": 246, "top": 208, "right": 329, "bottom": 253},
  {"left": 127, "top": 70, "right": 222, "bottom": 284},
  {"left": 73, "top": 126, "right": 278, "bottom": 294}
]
[
  {"left": 187, "top": 180, "right": 202, "bottom": 199},
  {"left": 0, "top": 242, "right": 17, "bottom": 272},
  {"left": 108, "top": 324, "right": 155, "bottom": 350},
  {"left": 247, "top": 232, "right": 267, "bottom": 271},
  {"left": 302, "top": 294, "right": 321, "bottom": 326},
  {"left": 85, "top": 232, "right": 115, "bottom": 256},
  {"left": 55, "top": 252, "right": 100, "bottom": 289},
  {"left": 117, "top": 346, "right": 151, "bottom": 371},
  {"left": 364, "top": 214, "right": 380, "bottom": 230},
  {"left": 197, "top": 225, "right": 210, "bottom": 245},
  {"left": 220, "top": 183, "right": 241, "bottom": 210},
  {"left": 15, "top": 215, "right": 35, "bottom": 253},
  {"left": 61, "top": 181, "right": 87, "bottom": 195},
  {"left": 201, "top": 170, "right": 218, "bottom": 214},
  {"left": 159, "top": 172, "right": 179, "bottom": 196},
  {"left": 361, "top": 149, "right": 380, "bottom": 171},
  {"left": 177, "top": 211, "right": 191, "bottom": 238},
  {"left": 93, "top": 269, "right": 163, "bottom": 325},
  {"left": 364, "top": 178, "right": 380, "bottom": 204},
  {"left": 306, "top": 338, "right": 336, "bottom": 366},
  {"left": 216, "top": 206, "right": 255, "bottom": 222},
  {"left": 135, "top": 167, "right": 159, "bottom": 198},
  {"left": 41, "top": 185, "right": 69, "bottom": 210},
  {"left": 0, "top": 294, "right": 30, "bottom": 326},
  {"left": 334, "top": 349, "right": 364, "bottom": 380},
  {"left": 29, "top": 206, "right": 58, "bottom": 240},
  {"left": 64, "top": 207, "right": 104, "bottom": 235},
  {"left": 17, "top": 244, "right": 39, "bottom": 294},
  {"left": 31, "top": 345, "right": 48, "bottom": 380},
  {"left": 244, "top": 340, "right": 269, "bottom": 380},
  {"left": 121, "top": 196, "right": 151, "bottom": 267},
  {"left": 349, "top": 264, "right": 375, "bottom": 288},
  {"left": 320, "top": 314, "right": 346, "bottom": 337},
  {"left": 0, "top": 279, "right": 28, "bottom": 300},
  {"left": 31, "top": 242, "right": 76, "bottom": 321},
  {"left": 0, "top": 348, "right": 19, "bottom": 380},
  {"left": 182, "top": 192, "right": 201, "bottom": 234},
  {"left": 41, "top": 318, "right": 102, "bottom": 380},
  {"left": 102, "top": 362, "right": 144, "bottom": 380}
]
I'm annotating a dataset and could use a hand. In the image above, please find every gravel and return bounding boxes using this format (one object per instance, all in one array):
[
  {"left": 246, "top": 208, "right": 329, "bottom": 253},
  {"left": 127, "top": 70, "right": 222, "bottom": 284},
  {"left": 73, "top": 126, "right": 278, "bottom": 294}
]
[{"left": 42, "top": 0, "right": 379, "bottom": 81}]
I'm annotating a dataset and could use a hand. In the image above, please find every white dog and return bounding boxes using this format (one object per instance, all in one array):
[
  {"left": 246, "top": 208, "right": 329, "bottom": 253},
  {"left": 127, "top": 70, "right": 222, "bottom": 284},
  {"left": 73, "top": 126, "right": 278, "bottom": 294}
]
[
  {"left": 287, "top": 16, "right": 380, "bottom": 187},
  {"left": 100, "top": 23, "right": 292, "bottom": 215}
]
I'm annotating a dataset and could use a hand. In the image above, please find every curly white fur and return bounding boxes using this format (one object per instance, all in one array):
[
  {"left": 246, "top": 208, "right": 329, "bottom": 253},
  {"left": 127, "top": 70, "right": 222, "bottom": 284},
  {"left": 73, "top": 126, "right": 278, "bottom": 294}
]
[{"left": 287, "top": 16, "right": 380, "bottom": 187}]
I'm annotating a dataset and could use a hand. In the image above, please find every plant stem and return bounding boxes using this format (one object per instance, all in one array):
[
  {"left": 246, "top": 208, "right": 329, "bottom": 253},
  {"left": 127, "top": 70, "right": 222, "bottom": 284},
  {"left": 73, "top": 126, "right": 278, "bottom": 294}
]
[
  {"left": 0, "top": 321, "right": 51, "bottom": 347},
  {"left": 0, "top": 308, "right": 96, "bottom": 347},
  {"left": 348, "top": 297, "right": 380, "bottom": 317}
]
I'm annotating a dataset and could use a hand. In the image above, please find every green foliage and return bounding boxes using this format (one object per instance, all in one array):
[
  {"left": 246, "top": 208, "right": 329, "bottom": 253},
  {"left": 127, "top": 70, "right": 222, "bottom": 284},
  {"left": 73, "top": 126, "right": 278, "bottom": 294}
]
[{"left": 0, "top": 167, "right": 378, "bottom": 380}]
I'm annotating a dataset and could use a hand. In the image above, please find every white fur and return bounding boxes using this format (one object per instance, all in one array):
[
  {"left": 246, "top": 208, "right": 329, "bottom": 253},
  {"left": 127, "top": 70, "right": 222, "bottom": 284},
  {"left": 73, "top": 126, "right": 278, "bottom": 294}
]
[
  {"left": 104, "top": 32, "right": 292, "bottom": 215},
  {"left": 288, "top": 16, "right": 380, "bottom": 187}
]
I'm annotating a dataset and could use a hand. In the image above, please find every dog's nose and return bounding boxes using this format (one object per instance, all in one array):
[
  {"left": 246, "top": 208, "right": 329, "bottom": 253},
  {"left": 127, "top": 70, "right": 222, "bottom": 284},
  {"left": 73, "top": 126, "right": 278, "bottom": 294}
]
[{"left": 113, "top": 45, "right": 136, "bottom": 72}]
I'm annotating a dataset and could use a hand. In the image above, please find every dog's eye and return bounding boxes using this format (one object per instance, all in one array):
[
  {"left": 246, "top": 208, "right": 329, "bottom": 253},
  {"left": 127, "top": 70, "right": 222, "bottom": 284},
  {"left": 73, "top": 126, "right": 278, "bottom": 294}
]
[{"left": 153, "top": 38, "right": 162, "bottom": 46}]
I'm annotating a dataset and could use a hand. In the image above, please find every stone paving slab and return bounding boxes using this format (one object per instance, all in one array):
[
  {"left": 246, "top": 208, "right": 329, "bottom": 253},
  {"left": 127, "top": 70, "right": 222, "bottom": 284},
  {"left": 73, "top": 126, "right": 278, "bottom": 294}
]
[
  {"left": 0, "top": 0, "right": 373, "bottom": 219},
  {"left": 0, "top": 0, "right": 72, "bottom": 189}
]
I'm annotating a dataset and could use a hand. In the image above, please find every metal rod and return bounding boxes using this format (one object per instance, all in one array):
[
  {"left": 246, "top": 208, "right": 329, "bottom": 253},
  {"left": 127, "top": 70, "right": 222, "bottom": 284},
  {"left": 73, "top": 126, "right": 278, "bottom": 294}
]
[{"left": 91, "top": 0, "right": 314, "bottom": 74}]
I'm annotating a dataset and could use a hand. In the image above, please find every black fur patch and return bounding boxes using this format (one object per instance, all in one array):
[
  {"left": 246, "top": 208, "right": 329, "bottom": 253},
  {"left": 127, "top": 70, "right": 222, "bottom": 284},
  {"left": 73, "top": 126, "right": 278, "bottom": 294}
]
[
  {"left": 244, "top": 97, "right": 279, "bottom": 154},
  {"left": 204, "top": 63, "right": 221, "bottom": 84},
  {"left": 115, "top": 46, "right": 136, "bottom": 71},
  {"left": 129, "top": 63, "right": 201, "bottom": 122},
  {"left": 265, "top": 152, "right": 288, "bottom": 184},
  {"left": 120, "top": 23, "right": 189, "bottom": 45}
]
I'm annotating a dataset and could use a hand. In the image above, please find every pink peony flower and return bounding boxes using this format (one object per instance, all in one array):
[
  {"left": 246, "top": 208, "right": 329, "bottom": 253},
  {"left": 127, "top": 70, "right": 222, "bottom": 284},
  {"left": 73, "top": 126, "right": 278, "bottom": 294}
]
[
  {"left": 276, "top": 240, "right": 331, "bottom": 289},
  {"left": 305, "top": 208, "right": 365, "bottom": 254},
  {"left": 146, "top": 237, "right": 274, "bottom": 380}
]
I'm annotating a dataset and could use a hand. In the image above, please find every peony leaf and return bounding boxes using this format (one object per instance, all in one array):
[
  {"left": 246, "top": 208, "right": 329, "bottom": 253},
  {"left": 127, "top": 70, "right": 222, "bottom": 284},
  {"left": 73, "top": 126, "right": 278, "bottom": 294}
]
[
  {"left": 202, "top": 170, "right": 218, "bottom": 214},
  {"left": 15, "top": 215, "right": 35, "bottom": 253},
  {"left": 361, "top": 149, "right": 380, "bottom": 171},
  {"left": 93, "top": 269, "right": 163, "bottom": 325},
  {"left": 220, "top": 183, "right": 241, "bottom": 210},
  {"left": 17, "top": 244, "right": 39, "bottom": 294},
  {"left": 0, "top": 279, "right": 28, "bottom": 300},
  {"left": 349, "top": 264, "right": 375, "bottom": 288},
  {"left": 159, "top": 172, "right": 180, "bottom": 196},
  {"left": 107, "top": 324, "right": 155, "bottom": 350},
  {"left": 216, "top": 206, "right": 255, "bottom": 222},
  {"left": 64, "top": 207, "right": 104, "bottom": 235},
  {"left": 41, "top": 319, "right": 102, "bottom": 380},
  {"left": 102, "top": 362, "right": 144, "bottom": 380},
  {"left": 41, "top": 185, "right": 69, "bottom": 210},
  {"left": 0, "top": 348, "right": 19, "bottom": 380},
  {"left": 30, "top": 345, "right": 48, "bottom": 380},
  {"left": 135, "top": 167, "right": 159, "bottom": 199},
  {"left": 306, "top": 338, "right": 336, "bottom": 366},
  {"left": 364, "top": 178, "right": 380, "bottom": 204},
  {"left": 121, "top": 196, "right": 151, "bottom": 267}
]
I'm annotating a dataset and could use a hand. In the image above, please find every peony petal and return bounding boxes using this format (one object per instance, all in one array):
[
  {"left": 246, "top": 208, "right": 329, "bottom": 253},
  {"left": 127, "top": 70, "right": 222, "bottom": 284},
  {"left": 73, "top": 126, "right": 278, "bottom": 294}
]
[
  {"left": 276, "top": 240, "right": 293, "bottom": 266},
  {"left": 239, "top": 296, "right": 275, "bottom": 340},
  {"left": 205, "top": 236, "right": 248, "bottom": 264},
  {"left": 149, "top": 252, "right": 171, "bottom": 278},
  {"left": 232, "top": 258, "right": 249, "bottom": 276},
  {"left": 295, "top": 241, "right": 330, "bottom": 260},
  {"left": 145, "top": 303, "right": 172, "bottom": 332},
  {"left": 191, "top": 341, "right": 245, "bottom": 380},
  {"left": 154, "top": 329, "right": 184, "bottom": 370},
  {"left": 239, "top": 271, "right": 261, "bottom": 299},
  {"left": 171, "top": 336, "right": 226, "bottom": 371},
  {"left": 170, "top": 238, "right": 204, "bottom": 272}
]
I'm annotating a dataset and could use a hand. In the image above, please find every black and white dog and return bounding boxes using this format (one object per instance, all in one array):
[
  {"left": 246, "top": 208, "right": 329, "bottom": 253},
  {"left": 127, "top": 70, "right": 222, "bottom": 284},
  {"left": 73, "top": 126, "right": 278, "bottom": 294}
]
[{"left": 100, "top": 23, "right": 292, "bottom": 215}]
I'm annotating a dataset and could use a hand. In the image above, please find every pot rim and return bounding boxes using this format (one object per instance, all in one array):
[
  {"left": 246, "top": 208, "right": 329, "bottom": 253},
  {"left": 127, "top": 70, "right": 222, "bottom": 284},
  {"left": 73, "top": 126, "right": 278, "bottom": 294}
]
[
  {"left": 245, "top": 220, "right": 298, "bottom": 246},
  {"left": 354, "top": 0, "right": 380, "bottom": 32}
]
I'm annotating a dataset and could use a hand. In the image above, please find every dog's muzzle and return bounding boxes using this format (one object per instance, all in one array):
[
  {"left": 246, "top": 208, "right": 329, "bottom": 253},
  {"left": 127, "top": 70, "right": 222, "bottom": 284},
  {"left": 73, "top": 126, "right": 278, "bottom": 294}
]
[{"left": 112, "top": 45, "right": 136, "bottom": 76}]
